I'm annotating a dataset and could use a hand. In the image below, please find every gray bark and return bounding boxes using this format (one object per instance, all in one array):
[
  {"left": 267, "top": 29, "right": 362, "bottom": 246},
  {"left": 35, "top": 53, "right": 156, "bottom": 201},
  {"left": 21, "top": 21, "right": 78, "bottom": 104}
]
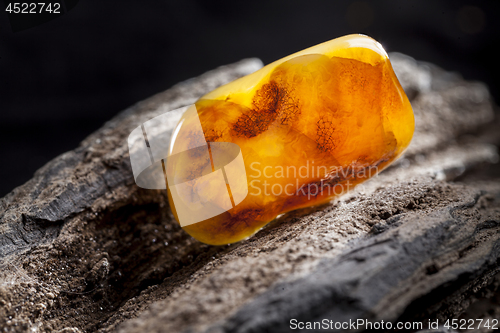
[{"left": 0, "top": 54, "right": 499, "bottom": 333}]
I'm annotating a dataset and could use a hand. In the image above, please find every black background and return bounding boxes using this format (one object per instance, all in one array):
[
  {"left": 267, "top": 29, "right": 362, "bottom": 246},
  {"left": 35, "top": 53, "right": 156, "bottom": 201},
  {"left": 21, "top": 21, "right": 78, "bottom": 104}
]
[{"left": 1, "top": 0, "right": 499, "bottom": 197}]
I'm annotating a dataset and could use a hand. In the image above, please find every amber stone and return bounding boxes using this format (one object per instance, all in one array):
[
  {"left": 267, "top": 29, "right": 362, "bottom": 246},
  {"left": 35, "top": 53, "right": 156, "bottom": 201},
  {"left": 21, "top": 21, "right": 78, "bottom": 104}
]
[{"left": 167, "top": 34, "right": 414, "bottom": 245}]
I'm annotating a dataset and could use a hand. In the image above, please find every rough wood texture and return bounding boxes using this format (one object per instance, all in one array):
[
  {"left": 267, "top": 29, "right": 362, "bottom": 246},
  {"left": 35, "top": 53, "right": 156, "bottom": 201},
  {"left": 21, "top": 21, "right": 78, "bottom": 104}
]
[{"left": 1, "top": 54, "right": 499, "bottom": 333}]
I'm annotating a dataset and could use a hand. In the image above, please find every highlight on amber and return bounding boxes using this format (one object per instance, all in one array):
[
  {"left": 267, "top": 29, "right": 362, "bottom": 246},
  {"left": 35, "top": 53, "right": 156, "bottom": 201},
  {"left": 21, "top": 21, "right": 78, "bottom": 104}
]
[{"left": 128, "top": 34, "right": 415, "bottom": 245}]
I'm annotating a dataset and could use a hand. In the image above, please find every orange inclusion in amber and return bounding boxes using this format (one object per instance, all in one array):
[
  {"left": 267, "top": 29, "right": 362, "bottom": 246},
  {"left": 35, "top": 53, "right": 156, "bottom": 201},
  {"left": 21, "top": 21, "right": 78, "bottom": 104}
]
[{"left": 168, "top": 35, "right": 414, "bottom": 245}]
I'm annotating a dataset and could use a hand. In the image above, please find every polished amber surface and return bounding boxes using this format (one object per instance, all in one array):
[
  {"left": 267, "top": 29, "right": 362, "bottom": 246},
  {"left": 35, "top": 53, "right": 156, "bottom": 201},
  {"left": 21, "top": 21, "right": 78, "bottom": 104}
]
[{"left": 167, "top": 34, "right": 414, "bottom": 245}]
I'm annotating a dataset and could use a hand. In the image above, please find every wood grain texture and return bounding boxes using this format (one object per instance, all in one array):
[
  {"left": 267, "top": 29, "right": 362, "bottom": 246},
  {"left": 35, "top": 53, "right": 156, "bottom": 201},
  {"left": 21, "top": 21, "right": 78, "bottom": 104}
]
[{"left": 0, "top": 54, "right": 499, "bottom": 333}]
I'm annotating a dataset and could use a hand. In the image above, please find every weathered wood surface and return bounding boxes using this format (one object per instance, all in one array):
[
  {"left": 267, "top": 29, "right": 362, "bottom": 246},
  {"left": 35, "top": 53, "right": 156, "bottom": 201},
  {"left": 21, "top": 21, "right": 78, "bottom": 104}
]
[{"left": 0, "top": 54, "right": 499, "bottom": 333}]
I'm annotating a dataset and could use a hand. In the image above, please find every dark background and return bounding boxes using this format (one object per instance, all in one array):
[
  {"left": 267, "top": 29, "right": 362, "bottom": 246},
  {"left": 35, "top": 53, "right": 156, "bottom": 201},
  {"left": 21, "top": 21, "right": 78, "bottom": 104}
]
[{"left": 1, "top": 0, "right": 499, "bottom": 197}]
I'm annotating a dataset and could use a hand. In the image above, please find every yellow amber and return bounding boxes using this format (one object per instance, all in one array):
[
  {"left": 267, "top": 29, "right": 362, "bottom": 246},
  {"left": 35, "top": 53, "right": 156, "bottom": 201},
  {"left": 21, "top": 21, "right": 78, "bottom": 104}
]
[{"left": 167, "top": 34, "right": 414, "bottom": 245}]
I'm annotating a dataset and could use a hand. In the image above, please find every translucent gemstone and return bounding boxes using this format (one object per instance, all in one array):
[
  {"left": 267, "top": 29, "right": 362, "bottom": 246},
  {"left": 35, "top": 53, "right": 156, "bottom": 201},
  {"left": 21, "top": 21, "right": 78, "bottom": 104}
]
[{"left": 167, "top": 34, "right": 414, "bottom": 245}]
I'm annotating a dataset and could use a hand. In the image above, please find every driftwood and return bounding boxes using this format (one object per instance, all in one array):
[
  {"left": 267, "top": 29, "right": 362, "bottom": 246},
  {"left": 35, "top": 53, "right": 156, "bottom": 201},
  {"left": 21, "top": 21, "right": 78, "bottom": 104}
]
[{"left": 0, "top": 53, "right": 499, "bottom": 333}]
